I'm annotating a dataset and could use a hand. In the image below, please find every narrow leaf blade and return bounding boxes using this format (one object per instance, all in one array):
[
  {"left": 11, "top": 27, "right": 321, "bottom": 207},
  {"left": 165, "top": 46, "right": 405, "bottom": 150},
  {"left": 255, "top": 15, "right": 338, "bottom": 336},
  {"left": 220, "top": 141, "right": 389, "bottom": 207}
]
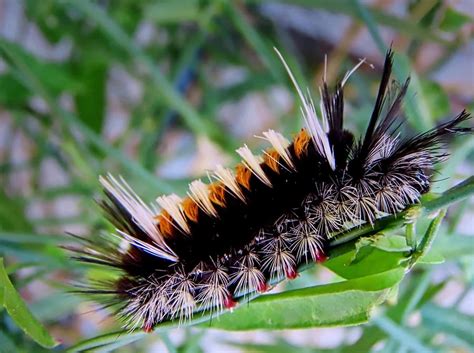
[
  {"left": 206, "top": 268, "right": 405, "bottom": 330},
  {"left": 0, "top": 258, "right": 58, "bottom": 348}
]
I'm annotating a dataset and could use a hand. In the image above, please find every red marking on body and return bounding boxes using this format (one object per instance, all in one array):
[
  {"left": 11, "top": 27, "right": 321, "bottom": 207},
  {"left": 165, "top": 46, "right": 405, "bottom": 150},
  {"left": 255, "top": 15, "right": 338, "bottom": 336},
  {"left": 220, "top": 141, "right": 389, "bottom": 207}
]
[
  {"left": 224, "top": 295, "right": 237, "bottom": 309},
  {"left": 316, "top": 252, "right": 328, "bottom": 263},
  {"left": 257, "top": 281, "right": 269, "bottom": 293},
  {"left": 286, "top": 267, "right": 298, "bottom": 280},
  {"left": 143, "top": 323, "right": 153, "bottom": 333}
]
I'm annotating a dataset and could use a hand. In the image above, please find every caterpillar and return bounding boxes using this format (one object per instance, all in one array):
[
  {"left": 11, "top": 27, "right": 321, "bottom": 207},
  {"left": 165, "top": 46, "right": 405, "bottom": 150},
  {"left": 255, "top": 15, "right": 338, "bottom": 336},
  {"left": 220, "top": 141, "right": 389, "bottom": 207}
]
[{"left": 72, "top": 49, "right": 472, "bottom": 332}]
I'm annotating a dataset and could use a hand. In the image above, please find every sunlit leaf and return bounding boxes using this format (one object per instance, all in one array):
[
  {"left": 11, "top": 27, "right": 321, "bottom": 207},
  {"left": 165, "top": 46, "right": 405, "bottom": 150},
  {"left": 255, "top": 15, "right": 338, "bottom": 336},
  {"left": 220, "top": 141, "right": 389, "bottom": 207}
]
[
  {"left": 440, "top": 7, "right": 473, "bottom": 32},
  {"left": 325, "top": 241, "right": 406, "bottom": 279},
  {"left": 0, "top": 258, "right": 58, "bottom": 348},
  {"left": 206, "top": 268, "right": 405, "bottom": 330}
]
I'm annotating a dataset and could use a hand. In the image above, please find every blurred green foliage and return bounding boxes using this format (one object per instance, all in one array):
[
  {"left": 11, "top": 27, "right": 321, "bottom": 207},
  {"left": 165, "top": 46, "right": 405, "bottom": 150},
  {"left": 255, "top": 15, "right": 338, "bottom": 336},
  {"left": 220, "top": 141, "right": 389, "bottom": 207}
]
[{"left": 0, "top": 0, "right": 473, "bottom": 352}]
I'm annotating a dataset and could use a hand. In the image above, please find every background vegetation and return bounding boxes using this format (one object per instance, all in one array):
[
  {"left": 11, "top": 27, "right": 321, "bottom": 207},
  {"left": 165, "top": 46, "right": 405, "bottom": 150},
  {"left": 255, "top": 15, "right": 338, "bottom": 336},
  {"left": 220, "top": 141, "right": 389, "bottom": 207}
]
[{"left": 0, "top": 0, "right": 473, "bottom": 352}]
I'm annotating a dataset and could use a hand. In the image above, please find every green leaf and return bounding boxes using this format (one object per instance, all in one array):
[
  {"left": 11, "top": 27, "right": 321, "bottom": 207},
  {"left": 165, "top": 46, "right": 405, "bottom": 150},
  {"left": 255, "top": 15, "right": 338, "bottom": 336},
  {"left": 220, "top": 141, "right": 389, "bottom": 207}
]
[
  {"left": 393, "top": 53, "right": 433, "bottom": 131},
  {"left": 440, "top": 7, "right": 473, "bottom": 32},
  {"left": 0, "top": 258, "right": 58, "bottom": 348},
  {"left": 73, "top": 56, "right": 108, "bottom": 133},
  {"left": 370, "top": 235, "right": 412, "bottom": 253},
  {"left": 226, "top": 3, "right": 286, "bottom": 83},
  {"left": 178, "top": 331, "right": 205, "bottom": 353},
  {"left": 417, "top": 250, "right": 445, "bottom": 265},
  {"left": 411, "top": 209, "right": 447, "bottom": 267},
  {"left": 432, "top": 233, "right": 474, "bottom": 260},
  {"left": 30, "top": 292, "right": 82, "bottom": 323},
  {"left": 419, "top": 79, "right": 450, "bottom": 122},
  {"left": 373, "top": 315, "right": 435, "bottom": 353},
  {"left": 0, "top": 39, "right": 80, "bottom": 96},
  {"left": 0, "top": 231, "right": 64, "bottom": 244},
  {"left": 436, "top": 137, "right": 474, "bottom": 192},
  {"left": 66, "top": 330, "right": 146, "bottom": 353},
  {"left": 0, "top": 37, "right": 174, "bottom": 194},
  {"left": 0, "top": 242, "right": 69, "bottom": 269},
  {"left": 0, "top": 73, "right": 30, "bottom": 107},
  {"left": 0, "top": 331, "right": 18, "bottom": 353},
  {"left": 205, "top": 268, "right": 405, "bottom": 330},
  {"left": 145, "top": 0, "right": 202, "bottom": 23},
  {"left": 228, "top": 341, "right": 319, "bottom": 353},
  {"left": 58, "top": 0, "right": 235, "bottom": 150},
  {"left": 25, "top": 0, "right": 69, "bottom": 43},
  {"left": 325, "top": 238, "right": 407, "bottom": 279},
  {"left": 0, "top": 189, "right": 34, "bottom": 233},
  {"left": 350, "top": 0, "right": 438, "bottom": 132},
  {"left": 422, "top": 304, "right": 474, "bottom": 346}
]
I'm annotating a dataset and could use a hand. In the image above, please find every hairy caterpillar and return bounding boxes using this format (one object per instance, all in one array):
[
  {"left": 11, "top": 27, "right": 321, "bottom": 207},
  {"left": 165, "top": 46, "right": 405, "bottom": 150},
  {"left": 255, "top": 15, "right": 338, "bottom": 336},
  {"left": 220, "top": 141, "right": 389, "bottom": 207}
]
[{"left": 72, "top": 49, "right": 472, "bottom": 332}]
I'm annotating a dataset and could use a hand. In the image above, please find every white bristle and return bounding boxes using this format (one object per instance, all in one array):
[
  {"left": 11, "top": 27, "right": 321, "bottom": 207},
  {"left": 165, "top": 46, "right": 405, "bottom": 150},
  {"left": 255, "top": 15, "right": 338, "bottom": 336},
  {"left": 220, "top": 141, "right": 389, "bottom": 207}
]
[
  {"left": 211, "top": 165, "right": 246, "bottom": 202},
  {"left": 188, "top": 180, "right": 218, "bottom": 217},
  {"left": 236, "top": 145, "right": 272, "bottom": 187},
  {"left": 261, "top": 129, "right": 295, "bottom": 170},
  {"left": 99, "top": 174, "right": 177, "bottom": 262},
  {"left": 156, "top": 194, "right": 190, "bottom": 234},
  {"left": 274, "top": 48, "right": 336, "bottom": 170}
]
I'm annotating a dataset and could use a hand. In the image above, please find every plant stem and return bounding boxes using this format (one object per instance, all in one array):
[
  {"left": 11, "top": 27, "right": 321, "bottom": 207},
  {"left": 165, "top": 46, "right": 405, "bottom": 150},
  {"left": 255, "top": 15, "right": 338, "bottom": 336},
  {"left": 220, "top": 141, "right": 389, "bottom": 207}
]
[
  {"left": 410, "top": 208, "right": 447, "bottom": 267},
  {"left": 423, "top": 176, "right": 474, "bottom": 214},
  {"left": 406, "top": 222, "right": 417, "bottom": 251}
]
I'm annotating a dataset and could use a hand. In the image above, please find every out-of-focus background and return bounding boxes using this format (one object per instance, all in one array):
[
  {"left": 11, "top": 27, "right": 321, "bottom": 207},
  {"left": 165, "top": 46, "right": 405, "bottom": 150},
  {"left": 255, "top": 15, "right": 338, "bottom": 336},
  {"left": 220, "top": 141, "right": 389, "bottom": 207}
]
[{"left": 0, "top": 0, "right": 473, "bottom": 352}]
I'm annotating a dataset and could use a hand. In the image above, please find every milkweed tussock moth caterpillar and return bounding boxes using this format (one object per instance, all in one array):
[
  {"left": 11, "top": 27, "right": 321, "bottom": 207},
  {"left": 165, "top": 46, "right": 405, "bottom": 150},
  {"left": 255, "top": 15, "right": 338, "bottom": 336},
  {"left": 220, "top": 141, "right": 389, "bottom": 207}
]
[{"left": 73, "top": 49, "right": 472, "bottom": 332}]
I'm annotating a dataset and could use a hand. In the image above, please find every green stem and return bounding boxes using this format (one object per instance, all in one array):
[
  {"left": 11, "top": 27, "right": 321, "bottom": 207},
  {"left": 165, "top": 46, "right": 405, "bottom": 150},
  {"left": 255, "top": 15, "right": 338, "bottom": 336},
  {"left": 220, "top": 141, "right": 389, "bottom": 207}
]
[
  {"left": 404, "top": 207, "right": 421, "bottom": 252},
  {"left": 411, "top": 208, "right": 447, "bottom": 267},
  {"left": 405, "top": 222, "right": 416, "bottom": 252},
  {"left": 423, "top": 176, "right": 474, "bottom": 214}
]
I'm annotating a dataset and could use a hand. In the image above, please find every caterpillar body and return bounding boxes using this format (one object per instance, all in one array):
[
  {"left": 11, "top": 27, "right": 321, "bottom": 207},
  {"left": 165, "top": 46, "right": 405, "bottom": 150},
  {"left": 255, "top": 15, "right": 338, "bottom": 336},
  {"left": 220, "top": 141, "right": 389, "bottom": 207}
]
[{"left": 74, "top": 50, "right": 472, "bottom": 332}]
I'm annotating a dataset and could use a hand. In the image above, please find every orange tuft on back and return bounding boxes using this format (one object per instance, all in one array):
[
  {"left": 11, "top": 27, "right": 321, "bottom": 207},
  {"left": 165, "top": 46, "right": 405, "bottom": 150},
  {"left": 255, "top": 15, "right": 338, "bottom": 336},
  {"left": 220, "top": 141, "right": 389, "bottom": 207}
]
[
  {"left": 182, "top": 197, "right": 199, "bottom": 223},
  {"left": 155, "top": 211, "right": 174, "bottom": 238},
  {"left": 209, "top": 182, "right": 226, "bottom": 207},
  {"left": 235, "top": 163, "right": 252, "bottom": 190},
  {"left": 263, "top": 149, "right": 281, "bottom": 173},
  {"left": 293, "top": 128, "right": 311, "bottom": 159}
]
